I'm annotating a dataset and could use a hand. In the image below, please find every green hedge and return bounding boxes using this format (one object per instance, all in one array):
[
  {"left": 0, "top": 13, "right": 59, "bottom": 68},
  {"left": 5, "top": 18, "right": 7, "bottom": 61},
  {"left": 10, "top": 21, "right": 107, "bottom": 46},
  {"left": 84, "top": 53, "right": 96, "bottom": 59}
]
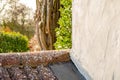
[
  {"left": 54, "top": 0, "right": 72, "bottom": 49},
  {"left": 0, "top": 32, "right": 29, "bottom": 53}
]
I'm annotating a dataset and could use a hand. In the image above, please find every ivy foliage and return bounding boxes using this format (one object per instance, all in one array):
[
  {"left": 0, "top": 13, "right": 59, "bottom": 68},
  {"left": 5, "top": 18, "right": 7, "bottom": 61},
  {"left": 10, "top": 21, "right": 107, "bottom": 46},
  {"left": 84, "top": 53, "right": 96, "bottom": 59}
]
[
  {"left": 54, "top": 0, "right": 72, "bottom": 49},
  {"left": 0, "top": 32, "right": 29, "bottom": 53}
]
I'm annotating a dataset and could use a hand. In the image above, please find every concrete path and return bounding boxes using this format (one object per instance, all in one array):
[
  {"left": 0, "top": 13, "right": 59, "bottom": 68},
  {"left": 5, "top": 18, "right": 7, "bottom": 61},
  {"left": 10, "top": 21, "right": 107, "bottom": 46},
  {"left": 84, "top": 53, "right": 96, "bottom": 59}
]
[{"left": 49, "top": 61, "right": 86, "bottom": 80}]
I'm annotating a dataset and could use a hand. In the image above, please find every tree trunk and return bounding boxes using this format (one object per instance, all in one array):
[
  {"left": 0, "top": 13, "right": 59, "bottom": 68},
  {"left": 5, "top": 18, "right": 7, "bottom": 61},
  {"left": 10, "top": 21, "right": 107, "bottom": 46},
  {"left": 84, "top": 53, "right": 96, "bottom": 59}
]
[{"left": 35, "top": 0, "right": 60, "bottom": 50}]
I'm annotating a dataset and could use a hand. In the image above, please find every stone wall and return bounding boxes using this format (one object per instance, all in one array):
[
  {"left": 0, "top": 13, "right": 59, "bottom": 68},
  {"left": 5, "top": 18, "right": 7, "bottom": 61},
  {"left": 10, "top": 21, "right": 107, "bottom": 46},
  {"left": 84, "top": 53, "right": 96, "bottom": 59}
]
[
  {"left": 0, "top": 50, "right": 70, "bottom": 67},
  {"left": 71, "top": 0, "right": 120, "bottom": 80}
]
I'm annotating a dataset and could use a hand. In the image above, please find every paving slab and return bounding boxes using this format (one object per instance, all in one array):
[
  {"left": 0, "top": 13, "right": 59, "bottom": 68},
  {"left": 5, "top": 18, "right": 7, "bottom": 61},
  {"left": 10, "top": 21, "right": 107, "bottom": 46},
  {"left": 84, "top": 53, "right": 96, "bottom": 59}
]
[{"left": 49, "top": 61, "right": 86, "bottom": 80}]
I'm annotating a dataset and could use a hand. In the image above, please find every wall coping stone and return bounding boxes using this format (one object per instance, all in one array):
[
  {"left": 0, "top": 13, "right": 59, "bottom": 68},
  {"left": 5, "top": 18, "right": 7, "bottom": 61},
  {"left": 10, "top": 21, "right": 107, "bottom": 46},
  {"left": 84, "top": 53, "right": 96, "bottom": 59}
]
[{"left": 0, "top": 49, "right": 70, "bottom": 67}]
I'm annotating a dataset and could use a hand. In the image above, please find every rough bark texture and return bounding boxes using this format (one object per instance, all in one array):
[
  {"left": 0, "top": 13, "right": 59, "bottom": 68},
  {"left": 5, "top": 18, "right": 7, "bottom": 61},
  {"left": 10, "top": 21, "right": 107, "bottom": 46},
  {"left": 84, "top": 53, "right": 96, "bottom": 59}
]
[{"left": 35, "top": 0, "right": 60, "bottom": 50}]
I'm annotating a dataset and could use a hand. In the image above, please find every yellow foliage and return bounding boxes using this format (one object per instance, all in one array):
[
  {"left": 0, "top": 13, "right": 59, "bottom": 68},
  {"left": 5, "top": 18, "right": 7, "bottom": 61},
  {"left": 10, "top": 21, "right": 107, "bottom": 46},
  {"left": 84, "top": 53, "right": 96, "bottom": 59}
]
[{"left": 1, "top": 26, "right": 12, "bottom": 32}]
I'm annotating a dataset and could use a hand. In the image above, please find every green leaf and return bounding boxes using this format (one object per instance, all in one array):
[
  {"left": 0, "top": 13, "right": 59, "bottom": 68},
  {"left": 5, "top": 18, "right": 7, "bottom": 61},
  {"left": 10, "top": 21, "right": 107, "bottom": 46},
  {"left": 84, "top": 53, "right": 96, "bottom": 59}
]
[{"left": 54, "top": 0, "right": 72, "bottom": 50}]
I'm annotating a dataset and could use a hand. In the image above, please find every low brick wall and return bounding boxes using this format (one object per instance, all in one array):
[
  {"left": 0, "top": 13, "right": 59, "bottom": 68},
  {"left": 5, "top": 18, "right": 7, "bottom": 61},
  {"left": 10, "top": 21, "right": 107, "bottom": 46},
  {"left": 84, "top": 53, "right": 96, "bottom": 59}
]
[{"left": 0, "top": 50, "right": 70, "bottom": 67}]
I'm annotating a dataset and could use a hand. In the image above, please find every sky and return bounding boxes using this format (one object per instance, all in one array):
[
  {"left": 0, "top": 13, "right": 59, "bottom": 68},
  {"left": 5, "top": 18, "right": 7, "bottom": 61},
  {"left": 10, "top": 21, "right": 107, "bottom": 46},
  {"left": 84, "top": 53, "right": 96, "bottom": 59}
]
[
  {"left": 0, "top": 0, "right": 36, "bottom": 21},
  {"left": 19, "top": 0, "right": 36, "bottom": 11}
]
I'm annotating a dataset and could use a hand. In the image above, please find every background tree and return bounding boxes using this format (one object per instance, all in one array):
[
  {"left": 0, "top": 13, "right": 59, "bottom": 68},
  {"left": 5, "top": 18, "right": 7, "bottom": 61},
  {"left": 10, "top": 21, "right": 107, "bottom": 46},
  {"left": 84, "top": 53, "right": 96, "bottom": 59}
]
[
  {"left": 0, "top": 0, "right": 35, "bottom": 39},
  {"left": 0, "top": 1, "right": 7, "bottom": 13}
]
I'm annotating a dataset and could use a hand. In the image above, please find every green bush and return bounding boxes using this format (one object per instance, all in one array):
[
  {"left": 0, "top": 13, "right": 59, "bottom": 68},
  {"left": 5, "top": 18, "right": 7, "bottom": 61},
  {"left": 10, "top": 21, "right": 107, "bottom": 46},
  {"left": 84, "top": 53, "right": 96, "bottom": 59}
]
[
  {"left": 2, "top": 21, "right": 35, "bottom": 39},
  {"left": 54, "top": 0, "right": 72, "bottom": 49},
  {"left": 0, "top": 32, "right": 29, "bottom": 53}
]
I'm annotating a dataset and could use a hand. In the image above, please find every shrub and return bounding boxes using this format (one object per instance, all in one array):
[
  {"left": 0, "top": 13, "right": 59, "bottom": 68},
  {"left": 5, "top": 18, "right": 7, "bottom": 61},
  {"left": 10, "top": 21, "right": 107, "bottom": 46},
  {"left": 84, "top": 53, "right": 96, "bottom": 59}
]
[
  {"left": 1, "top": 21, "right": 35, "bottom": 39},
  {"left": 0, "top": 31, "right": 29, "bottom": 53},
  {"left": 54, "top": 0, "right": 72, "bottom": 49}
]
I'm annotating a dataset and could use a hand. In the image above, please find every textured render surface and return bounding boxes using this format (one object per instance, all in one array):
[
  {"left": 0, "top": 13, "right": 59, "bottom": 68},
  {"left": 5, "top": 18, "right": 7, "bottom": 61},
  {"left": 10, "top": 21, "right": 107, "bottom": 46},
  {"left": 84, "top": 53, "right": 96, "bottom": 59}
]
[{"left": 72, "top": 0, "right": 120, "bottom": 80}]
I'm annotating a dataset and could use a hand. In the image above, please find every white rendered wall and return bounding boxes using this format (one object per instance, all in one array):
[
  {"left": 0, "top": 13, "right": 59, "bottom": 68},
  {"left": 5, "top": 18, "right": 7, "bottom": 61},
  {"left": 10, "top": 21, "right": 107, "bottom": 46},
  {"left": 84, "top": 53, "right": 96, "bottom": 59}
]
[{"left": 71, "top": 0, "right": 120, "bottom": 80}]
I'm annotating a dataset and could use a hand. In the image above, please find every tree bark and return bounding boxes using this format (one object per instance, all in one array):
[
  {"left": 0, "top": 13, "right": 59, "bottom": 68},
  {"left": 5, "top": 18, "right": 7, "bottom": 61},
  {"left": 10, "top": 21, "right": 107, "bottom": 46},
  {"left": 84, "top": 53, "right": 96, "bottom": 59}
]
[{"left": 35, "top": 0, "right": 60, "bottom": 50}]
